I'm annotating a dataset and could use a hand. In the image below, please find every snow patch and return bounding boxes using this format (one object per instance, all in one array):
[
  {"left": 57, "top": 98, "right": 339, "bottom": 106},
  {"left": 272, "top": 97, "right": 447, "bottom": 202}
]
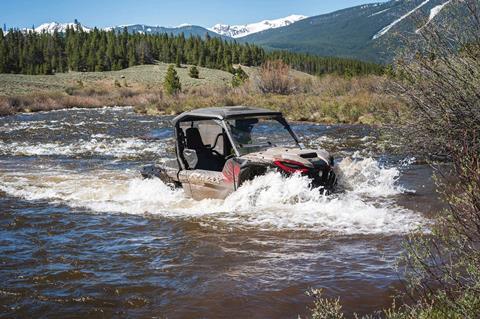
[
  {"left": 373, "top": 0, "right": 431, "bottom": 39},
  {"left": 209, "top": 14, "right": 307, "bottom": 38},
  {"left": 416, "top": 0, "right": 452, "bottom": 33},
  {"left": 369, "top": 8, "right": 391, "bottom": 17}
]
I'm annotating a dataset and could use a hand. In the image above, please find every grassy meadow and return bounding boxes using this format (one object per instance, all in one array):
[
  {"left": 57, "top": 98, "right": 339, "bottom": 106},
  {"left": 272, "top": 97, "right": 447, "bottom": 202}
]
[
  {"left": 0, "top": 64, "right": 232, "bottom": 96},
  {"left": 0, "top": 62, "right": 402, "bottom": 124}
]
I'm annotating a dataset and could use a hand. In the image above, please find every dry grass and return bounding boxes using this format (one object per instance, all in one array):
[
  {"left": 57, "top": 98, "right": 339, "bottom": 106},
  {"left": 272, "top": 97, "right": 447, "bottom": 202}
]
[
  {"left": 136, "top": 74, "right": 403, "bottom": 124},
  {"left": 0, "top": 63, "right": 403, "bottom": 124}
]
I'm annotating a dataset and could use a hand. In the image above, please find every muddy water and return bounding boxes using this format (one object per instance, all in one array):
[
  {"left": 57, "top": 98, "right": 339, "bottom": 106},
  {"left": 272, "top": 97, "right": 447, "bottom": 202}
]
[{"left": 0, "top": 107, "right": 439, "bottom": 318}]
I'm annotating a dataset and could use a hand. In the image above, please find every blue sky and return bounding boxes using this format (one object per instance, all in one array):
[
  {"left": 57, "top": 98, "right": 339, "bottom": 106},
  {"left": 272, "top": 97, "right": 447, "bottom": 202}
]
[{"left": 1, "top": 0, "right": 387, "bottom": 29}]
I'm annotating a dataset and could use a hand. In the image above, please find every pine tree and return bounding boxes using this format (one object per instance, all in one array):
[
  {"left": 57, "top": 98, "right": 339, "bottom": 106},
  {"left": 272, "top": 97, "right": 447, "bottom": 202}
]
[
  {"left": 106, "top": 31, "right": 116, "bottom": 70},
  {"left": 163, "top": 64, "right": 181, "bottom": 95},
  {"left": 189, "top": 65, "right": 199, "bottom": 79},
  {"left": 175, "top": 51, "right": 181, "bottom": 67},
  {"left": 240, "top": 45, "right": 252, "bottom": 66},
  {"left": 0, "top": 29, "right": 5, "bottom": 73},
  {"left": 223, "top": 46, "right": 232, "bottom": 70},
  {"left": 127, "top": 43, "right": 137, "bottom": 67},
  {"left": 198, "top": 49, "right": 205, "bottom": 67}
]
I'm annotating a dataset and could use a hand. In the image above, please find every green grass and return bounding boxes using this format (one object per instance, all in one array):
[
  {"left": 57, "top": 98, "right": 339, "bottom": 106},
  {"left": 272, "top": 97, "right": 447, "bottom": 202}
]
[{"left": 0, "top": 63, "right": 233, "bottom": 97}]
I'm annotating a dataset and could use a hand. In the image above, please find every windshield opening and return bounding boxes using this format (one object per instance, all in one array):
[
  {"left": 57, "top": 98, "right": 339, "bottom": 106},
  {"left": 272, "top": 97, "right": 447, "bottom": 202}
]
[{"left": 225, "top": 116, "right": 299, "bottom": 155}]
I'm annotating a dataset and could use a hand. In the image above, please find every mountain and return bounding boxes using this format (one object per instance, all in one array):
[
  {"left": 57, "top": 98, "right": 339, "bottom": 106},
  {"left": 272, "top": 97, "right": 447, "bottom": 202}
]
[
  {"left": 9, "top": 0, "right": 462, "bottom": 64},
  {"left": 209, "top": 14, "right": 307, "bottom": 38},
  {"left": 241, "top": 0, "right": 459, "bottom": 62},
  {"left": 107, "top": 24, "right": 223, "bottom": 38},
  {"left": 23, "top": 22, "right": 92, "bottom": 33},
  {"left": 15, "top": 21, "right": 222, "bottom": 39},
  {"left": 20, "top": 15, "right": 307, "bottom": 40}
]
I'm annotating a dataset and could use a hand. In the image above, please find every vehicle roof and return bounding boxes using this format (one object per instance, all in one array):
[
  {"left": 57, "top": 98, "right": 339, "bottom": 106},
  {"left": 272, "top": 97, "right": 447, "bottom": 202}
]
[{"left": 172, "top": 106, "right": 283, "bottom": 124}]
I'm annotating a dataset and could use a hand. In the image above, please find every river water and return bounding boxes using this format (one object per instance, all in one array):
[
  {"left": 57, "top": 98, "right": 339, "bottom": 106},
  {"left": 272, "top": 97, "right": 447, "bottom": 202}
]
[{"left": 0, "top": 107, "right": 440, "bottom": 318}]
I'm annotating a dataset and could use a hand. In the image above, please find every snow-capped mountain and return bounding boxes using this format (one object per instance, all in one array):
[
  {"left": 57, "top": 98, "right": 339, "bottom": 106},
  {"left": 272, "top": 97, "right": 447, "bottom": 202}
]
[
  {"left": 107, "top": 24, "right": 223, "bottom": 38},
  {"left": 19, "top": 15, "right": 307, "bottom": 39},
  {"left": 18, "top": 21, "right": 223, "bottom": 38},
  {"left": 24, "top": 22, "right": 92, "bottom": 33},
  {"left": 209, "top": 14, "right": 307, "bottom": 38}
]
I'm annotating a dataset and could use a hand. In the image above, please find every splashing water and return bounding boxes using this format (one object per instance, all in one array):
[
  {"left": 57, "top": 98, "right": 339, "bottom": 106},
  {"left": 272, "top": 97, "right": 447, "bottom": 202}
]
[
  {"left": 0, "top": 137, "right": 172, "bottom": 159},
  {"left": 336, "top": 156, "right": 404, "bottom": 196},
  {"left": 0, "top": 156, "right": 426, "bottom": 235}
]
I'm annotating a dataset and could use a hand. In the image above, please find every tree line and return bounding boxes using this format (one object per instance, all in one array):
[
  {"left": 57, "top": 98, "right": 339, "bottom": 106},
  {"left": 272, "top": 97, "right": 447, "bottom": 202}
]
[
  {"left": 267, "top": 51, "right": 384, "bottom": 77},
  {"left": 0, "top": 26, "right": 384, "bottom": 76}
]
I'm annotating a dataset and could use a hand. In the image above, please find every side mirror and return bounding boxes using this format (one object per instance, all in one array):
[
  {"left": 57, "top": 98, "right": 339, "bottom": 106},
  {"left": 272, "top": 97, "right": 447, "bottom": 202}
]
[{"left": 183, "top": 149, "right": 198, "bottom": 169}]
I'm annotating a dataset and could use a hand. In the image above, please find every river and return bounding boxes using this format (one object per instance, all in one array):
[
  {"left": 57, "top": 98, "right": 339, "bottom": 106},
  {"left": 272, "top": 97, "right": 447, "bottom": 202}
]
[{"left": 0, "top": 107, "right": 439, "bottom": 318}]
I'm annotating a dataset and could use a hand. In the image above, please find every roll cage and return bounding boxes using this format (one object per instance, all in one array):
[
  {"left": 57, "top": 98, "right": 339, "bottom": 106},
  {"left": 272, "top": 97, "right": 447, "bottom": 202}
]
[{"left": 172, "top": 106, "right": 301, "bottom": 171}]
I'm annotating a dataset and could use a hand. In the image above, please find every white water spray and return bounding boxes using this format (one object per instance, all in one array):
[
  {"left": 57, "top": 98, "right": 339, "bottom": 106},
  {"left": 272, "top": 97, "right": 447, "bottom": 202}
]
[{"left": 0, "top": 156, "right": 426, "bottom": 235}]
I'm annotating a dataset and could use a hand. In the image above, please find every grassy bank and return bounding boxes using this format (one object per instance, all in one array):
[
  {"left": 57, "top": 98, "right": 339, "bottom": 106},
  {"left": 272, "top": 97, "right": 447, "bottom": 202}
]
[
  {"left": 136, "top": 75, "right": 401, "bottom": 124},
  {"left": 0, "top": 63, "right": 402, "bottom": 124}
]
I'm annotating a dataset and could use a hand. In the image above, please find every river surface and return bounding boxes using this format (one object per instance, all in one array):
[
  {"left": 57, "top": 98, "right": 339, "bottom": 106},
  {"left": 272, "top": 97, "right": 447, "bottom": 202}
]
[{"left": 0, "top": 107, "right": 440, "bottom": 318}]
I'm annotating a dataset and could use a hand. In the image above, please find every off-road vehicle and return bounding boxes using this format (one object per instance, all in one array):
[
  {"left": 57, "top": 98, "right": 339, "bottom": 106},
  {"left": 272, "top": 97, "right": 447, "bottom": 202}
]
[{"left": 141, "top": 106, "right": 336, "bottom": 200}]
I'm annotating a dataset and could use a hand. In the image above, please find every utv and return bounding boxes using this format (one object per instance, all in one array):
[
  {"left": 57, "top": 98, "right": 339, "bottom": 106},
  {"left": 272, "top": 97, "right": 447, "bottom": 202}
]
[{"left": 141, "top": 106, "right": 336, "bottom": 200}]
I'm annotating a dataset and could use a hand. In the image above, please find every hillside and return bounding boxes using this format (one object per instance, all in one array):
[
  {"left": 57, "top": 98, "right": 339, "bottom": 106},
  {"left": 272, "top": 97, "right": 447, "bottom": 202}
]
[
  {"left": 0, "top": 64, "right": 233, "bottom": 97},
  {"left": 242, "top": 0, "right": 459, "bottom": 62}
]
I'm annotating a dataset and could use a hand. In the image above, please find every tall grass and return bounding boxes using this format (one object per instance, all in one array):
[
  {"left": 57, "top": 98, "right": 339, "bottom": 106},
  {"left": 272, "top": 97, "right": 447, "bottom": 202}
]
[
  {"left": 0, "top": 63, "right": 401, "bottom": 124},
  {"left": 136, "top": 74, "right": 400, "bottom": 124}
]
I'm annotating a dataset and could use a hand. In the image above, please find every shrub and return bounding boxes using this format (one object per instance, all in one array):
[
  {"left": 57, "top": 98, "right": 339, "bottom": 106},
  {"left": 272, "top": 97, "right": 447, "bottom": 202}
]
[
  {"left": 0, "top": 98, "right": 14, "bottom": 116},
  {"left": 255, "top": 60, "right": 296, "bottom": 95},
  {"left": 304, "top": 289, "right": 344, "bottom": 319},
  {"left": 65, "top": 87, "right": 75, "bottom": 95},
  {"left": 189, "top": 66, "right": 199, "bottom": 79},
  {"left": 391, "top": 1, "right": 480, "bottom": 317},
  {"left": 117, "top": 88, "right": 135, "bottom": 98}
]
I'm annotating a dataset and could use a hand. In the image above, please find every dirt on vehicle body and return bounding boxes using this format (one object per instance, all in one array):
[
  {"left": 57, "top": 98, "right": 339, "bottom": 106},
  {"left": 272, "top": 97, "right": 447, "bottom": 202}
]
[{"left": 141, "top": 106, "right": 336, "bottom": 200}]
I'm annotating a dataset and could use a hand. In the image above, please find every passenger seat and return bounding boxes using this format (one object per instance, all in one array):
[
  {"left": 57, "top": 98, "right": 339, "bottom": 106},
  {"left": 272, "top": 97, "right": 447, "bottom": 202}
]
[{"left": 185, "top": 127, "right": 225, "bottom": 171}]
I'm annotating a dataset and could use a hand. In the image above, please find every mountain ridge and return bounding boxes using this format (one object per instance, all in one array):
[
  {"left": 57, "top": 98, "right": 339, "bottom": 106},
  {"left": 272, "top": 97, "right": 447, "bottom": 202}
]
[
  {"left": 11, "top": 14, "right": 309, "bottom": 39},
  {"left": 3, "top": 0, "right": 461, "bottom": 63},
  {"left": 209, "top": 14, "right": 307, "bottom": 38}
]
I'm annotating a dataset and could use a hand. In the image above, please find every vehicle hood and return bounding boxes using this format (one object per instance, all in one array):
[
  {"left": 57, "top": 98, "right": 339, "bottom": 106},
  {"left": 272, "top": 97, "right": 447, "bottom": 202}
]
[{"left": 240, "top": 147, "right": 332, "bottom": 168}]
